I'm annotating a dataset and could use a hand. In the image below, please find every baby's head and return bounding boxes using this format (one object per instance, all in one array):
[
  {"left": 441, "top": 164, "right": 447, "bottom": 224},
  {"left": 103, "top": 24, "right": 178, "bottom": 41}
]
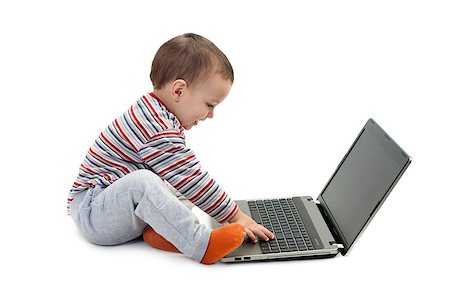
[{"left": 151, "top": 33, "right": 234, "bottom": 130}]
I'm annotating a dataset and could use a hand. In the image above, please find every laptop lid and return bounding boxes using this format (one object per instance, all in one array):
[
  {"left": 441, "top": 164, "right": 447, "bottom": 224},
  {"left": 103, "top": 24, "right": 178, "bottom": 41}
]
[{"left": 317, "top": 118, "right": 411, "bottom": 255}]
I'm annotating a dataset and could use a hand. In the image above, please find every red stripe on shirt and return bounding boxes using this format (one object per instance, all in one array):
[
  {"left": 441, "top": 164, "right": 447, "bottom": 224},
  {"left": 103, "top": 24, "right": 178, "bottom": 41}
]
[
  {"left": 190, "top": 179, "right": 214, "bottom": 202},
  {"left": 150, "top": 92, "right": 171, "bottom": 111},
  {"left": 204, "top": 191, "right": 226, "bottom": 213},
  {"left": 150, "top": 131, "right": 183, "bottom": 140},
  {"left": 89, "top": 148, "right": 130, "bottom": 174},
  {"left": 130, "top": 106, "right": 152, "bottom": 140},
  {"left": 100, "top": 132, "right": 135, "bottom": 162},
  {"left": 114, "top": 119, "right": 138, "bottom": 152},
  {"left": 81, "top": 164, "right": 98, "bottom": 175},
  {"left": 142, "top": 149, "right": 163, "bottom": 162},
  {"left": 104, "top": 173, "right": 113, "bottom": 182},
  {"left": 142, "top": 146, "right": 179, "bottom": 162},
  {"left": 142, "top": 95, "right": 168, "bottom": 130},
  {"left": 221, "top": 204, "right": 239, "bottom": 223},
  {"left": 174, "top": 168, "right": 201, "bottom": 189},
  {"left": 158, "top": 154, "right": 195, "bottom": 176}
]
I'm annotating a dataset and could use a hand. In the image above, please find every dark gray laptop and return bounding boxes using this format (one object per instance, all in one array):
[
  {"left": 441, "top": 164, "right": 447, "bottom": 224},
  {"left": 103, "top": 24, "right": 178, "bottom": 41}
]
[{"left": 212, "top": 118, "right": 411, "bottom": 263}]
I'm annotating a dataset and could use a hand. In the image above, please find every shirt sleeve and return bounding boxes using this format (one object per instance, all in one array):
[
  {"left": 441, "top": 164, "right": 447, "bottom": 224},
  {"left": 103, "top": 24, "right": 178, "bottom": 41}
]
[{"left": 138, "top": 129, "right": 239, "bottom": 223}]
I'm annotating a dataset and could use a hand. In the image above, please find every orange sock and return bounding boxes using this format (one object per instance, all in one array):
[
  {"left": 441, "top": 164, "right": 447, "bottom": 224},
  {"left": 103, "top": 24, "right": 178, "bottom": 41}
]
[
  {"left": 143, "top": 223, "right": 246, "bottom": 264},
  {"left": 143, "top": 227, "right": 180, "bottom": 253},
  {"left": 201, "top": 223, "right": 246, "bottom": 265}
]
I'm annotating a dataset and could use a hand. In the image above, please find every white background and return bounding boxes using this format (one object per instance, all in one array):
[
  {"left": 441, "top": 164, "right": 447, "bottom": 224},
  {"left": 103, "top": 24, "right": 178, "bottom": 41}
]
[{"left": 1, "top": 0, "right": 448, "bottom": 297}]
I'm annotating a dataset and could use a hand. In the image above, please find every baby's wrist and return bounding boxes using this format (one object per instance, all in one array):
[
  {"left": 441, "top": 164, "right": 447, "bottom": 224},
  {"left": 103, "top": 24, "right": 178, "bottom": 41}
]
[{"left": 228, "top": 209, "right": 243, "bottom": 223}]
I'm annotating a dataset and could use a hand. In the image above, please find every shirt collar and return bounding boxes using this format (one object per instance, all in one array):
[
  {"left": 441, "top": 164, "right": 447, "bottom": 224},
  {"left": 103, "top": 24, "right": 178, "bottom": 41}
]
[
  {"left": 150, "top": 92, "right": 170, "bottom": 111},
  {"left": 149, "top": 92, "right": 185, "bottom": 133}
]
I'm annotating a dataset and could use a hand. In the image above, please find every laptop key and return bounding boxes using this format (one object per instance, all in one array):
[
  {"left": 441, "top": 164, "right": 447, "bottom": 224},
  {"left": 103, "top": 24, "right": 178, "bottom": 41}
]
[
  {"left": 271, "top": 247, "right": 281, "bottom": 253},
  {"left": 298, "top": 244, "right": 307, "bottom": 251},
  {"left": 260, "top": 245, "right": 271, "bottom": 254},
  {"left": 260, "top": 242, "right": 269, "bottom": 249},
  {"left": 275, "top": 232, "right": 284, "bottom": 239}
]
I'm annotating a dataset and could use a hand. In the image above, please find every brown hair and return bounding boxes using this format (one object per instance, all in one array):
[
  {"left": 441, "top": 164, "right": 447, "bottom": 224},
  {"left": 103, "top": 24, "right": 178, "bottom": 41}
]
[{"left": 150, "top": 33, "right": 234, "bottom": 89}]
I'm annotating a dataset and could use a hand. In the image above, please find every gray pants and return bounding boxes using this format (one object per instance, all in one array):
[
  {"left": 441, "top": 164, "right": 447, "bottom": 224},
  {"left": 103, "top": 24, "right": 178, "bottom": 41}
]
[{"left": 69, "top": 170, "right": 212, "bottom": 263}]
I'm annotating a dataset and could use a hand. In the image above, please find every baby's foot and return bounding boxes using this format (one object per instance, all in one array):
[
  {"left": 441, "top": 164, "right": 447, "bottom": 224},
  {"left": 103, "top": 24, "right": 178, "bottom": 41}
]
[
  {"left": 143, "top": 223, "right": 246, "bottom": 264},
  {"left": 143, "top": 227, "right": 180, "bottom": 253},
  {"left": 201, "top": 223, "right": 246, "bottom": 264}
]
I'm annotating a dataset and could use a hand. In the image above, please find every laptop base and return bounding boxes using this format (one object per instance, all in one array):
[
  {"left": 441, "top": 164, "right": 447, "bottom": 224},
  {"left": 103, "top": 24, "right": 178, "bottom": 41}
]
[{"left": 222, "top": 252, "right": 337, "bottom": 263}]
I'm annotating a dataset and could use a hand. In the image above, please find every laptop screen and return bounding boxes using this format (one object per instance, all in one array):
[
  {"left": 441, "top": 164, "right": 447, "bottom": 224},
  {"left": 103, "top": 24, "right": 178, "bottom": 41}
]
[{"left": 319, "top": 119, "right": 410, "bottom": 254}]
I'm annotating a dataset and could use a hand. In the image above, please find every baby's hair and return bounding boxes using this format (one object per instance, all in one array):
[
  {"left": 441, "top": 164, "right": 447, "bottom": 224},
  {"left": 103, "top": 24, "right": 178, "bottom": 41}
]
[{"left": 150, "top": 33, "right": 234, "bottom": 89}]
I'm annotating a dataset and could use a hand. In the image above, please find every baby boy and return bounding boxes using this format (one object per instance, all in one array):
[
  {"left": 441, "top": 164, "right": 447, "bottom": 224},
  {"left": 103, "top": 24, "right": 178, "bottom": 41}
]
[{"left": 68, "top": 33, "right": 274, "bottom": 264}]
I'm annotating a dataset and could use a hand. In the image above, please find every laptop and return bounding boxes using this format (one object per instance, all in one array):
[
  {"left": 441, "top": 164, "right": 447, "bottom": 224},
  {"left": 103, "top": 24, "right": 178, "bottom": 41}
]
[{"left": 210, "top": 118, "right": 411, "bottom": 263}]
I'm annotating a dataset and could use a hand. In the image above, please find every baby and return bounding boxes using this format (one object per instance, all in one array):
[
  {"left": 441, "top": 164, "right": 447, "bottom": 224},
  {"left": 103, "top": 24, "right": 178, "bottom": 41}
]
[{"left": 67, "top": 33, "right": 274, "bottom": 264}]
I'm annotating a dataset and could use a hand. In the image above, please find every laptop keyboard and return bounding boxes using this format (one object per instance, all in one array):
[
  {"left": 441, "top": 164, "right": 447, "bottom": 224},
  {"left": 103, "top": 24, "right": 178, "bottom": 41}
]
[{"left": 248, "top": 198, "right": 315, "bottom": 254}]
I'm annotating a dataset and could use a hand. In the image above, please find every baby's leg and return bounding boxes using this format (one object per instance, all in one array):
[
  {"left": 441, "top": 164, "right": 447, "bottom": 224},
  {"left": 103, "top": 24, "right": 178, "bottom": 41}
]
[
  {"left": 70, "top": 169, "right": 244, "bottom": 263},
  {"left": 131, "top": 170, "right": 245, "bottom": 263},
  {"left": 130, "top": 170, "right": 213, "bottom": 262}
]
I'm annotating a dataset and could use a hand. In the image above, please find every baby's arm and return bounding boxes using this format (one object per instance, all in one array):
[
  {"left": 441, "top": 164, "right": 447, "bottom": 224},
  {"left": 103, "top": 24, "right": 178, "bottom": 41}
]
[{"left": 139, "top": 130, "right": 238, "bottom": 223}]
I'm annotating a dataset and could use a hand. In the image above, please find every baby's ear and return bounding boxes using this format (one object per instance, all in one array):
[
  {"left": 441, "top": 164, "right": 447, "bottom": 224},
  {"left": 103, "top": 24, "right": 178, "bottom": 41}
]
[{"left": 171, "top": 79, "right": 187, "bottom": 102}]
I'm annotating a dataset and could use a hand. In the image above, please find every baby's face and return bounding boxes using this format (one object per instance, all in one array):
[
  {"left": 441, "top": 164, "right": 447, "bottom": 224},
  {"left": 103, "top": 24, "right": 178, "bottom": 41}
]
[{"left": 177, "top": 74, "right": 232, "bottom": 130}]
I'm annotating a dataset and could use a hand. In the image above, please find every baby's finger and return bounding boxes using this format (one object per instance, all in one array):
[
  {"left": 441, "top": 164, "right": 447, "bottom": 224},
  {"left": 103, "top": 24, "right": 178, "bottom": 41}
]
[
  {"left": 259, "top": 225, "right": 275, "bottom": 239},
  {"left": 244, "top": 227, "right": 257, "bottom": 243},
  {"left": 252, "top": 226, "right": 271, "bottom": 241}
]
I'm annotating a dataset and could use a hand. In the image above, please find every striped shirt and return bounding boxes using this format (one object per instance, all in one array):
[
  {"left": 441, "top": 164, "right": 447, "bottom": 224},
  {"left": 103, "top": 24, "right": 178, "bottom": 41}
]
[{"left": 67, "top": 93, "right": 238, "bottom": 223}]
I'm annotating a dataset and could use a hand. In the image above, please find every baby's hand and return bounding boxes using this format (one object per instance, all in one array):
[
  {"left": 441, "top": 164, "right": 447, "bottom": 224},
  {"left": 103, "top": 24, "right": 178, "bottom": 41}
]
[{"left": 228, "top": 209, "right": 274, "bottom": 243}]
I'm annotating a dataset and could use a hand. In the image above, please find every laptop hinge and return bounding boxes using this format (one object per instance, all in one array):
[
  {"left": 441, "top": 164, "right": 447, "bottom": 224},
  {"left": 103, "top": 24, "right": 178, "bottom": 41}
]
[
  {"left": 329, "top": 241, "right": 344, "bottom": 250},
  {"left": 316, "top": 201, "right": 346, "bottom": 250}
]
